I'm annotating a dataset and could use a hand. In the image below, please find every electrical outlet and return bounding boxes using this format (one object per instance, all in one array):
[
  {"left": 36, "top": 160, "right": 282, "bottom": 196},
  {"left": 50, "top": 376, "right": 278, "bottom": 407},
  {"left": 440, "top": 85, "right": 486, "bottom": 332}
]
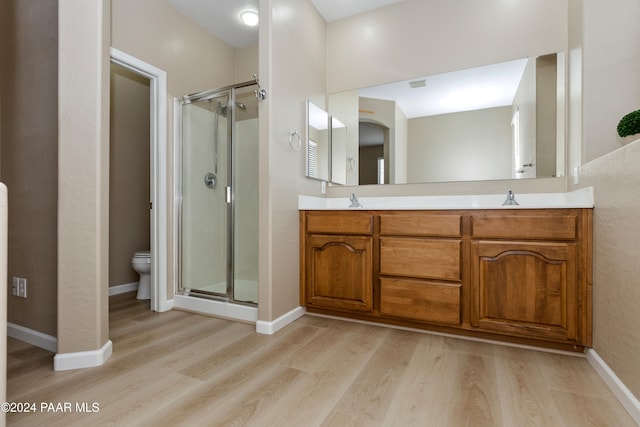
[
  {"left": 12, "top": 277, "right": 27, "bottom": 298},
  {"left": 19, "top": 278, "right": 27, "bottom": 298}
]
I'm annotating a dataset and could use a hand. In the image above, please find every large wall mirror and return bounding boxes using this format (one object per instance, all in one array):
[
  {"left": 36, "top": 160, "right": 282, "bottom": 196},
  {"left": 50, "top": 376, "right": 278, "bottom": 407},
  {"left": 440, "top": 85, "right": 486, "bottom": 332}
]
[
  {"left": 306, "top": 101, "right": 349, "bottom": 185},
  {"left": 329, "top": 52, "right": 566, "bottom": 186}
]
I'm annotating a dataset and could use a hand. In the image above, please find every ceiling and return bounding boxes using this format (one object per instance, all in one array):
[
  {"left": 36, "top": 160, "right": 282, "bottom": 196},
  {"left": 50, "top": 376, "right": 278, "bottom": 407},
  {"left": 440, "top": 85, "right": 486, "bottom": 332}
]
[
  {"left": 165, "top": 0, "right": 259, "bottom": 49},
  {"left": 165, "top": 0, "right": 403, "bottom": 48},
  {"left": 360, "top": 58, "right": 529, "bottom": 119},
  {"left": 309, "top": 0, "right": 405, "bottom": 22}
]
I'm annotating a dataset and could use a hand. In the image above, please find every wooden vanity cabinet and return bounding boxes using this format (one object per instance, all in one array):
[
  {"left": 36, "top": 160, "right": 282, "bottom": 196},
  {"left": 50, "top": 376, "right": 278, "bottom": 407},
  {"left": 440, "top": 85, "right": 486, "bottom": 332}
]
[
  {"left": 300, "top": 208, "right": 592, "bottom": 350},
  {"left": 470, "top": 210, "right": 592, "bottom": 347},
  {"left": 378, "top": 213, "right": 463, "bottom": 326},
  {"left": 300, "top": 211, "right": 374, "bottom": 313}
]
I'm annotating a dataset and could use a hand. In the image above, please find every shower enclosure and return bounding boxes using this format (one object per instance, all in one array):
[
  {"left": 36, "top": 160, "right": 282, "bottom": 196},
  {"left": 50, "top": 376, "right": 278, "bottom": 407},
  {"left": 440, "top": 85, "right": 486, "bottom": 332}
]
[{"left": 178, "top": 82, "right": 259, "bottom": 305}]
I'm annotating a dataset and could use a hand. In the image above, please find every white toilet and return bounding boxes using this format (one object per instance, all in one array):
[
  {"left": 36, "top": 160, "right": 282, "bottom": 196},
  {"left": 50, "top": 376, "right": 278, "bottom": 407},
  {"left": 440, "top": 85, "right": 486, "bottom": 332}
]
[{"left": 131, "top": 250, "right": 151, "bottom": 300}]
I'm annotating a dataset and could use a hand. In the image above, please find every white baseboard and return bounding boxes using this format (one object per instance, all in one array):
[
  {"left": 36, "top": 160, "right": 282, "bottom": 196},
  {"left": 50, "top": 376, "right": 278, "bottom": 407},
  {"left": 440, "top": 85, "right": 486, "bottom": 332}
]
[
  {"left": 53, "top": 340, "right": 113, "bottom": 372},
  {"left": 172, "top": 294, "right": 257, "bottom": 323},
  {"left": 108, "top": 282, "right": 138, "bottom": 296},
  {"left": 256, "top": 306, "right": 306, "bottom": 335},
  {"left": 586, "top": 349, "right": 640, "bottom": 425},
  {"left": 7, "top": 322, "right": 57, "bottom": 352}
]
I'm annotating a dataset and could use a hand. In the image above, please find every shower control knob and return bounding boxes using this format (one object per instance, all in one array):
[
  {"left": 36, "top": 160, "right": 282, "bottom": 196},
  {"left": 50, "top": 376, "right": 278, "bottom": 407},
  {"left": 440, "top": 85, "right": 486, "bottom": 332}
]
[{"left": 204, "top": 172, "right": 217, "bottom": 189}]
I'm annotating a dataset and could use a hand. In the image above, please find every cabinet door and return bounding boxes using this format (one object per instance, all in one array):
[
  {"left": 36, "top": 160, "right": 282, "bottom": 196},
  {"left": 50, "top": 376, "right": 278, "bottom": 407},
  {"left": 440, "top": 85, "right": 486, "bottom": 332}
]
[
  {"left": 305, "top": 234, "right": 373, "bottom": 312},
  {"left": 471, "top": 241, "right": 577, "bottom": 342}
]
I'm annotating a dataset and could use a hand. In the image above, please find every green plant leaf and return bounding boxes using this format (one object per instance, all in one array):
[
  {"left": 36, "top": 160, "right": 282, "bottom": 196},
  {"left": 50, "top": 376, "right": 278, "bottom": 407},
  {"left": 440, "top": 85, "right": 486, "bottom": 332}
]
[{"left": 617, "top": 109, "right": 640, "bottom": 137}]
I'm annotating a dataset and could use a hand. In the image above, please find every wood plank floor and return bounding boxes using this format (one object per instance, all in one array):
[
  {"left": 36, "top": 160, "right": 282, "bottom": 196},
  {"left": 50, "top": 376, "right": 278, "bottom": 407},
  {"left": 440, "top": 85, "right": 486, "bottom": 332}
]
[{"left": 6, "top": 292, "right": 636, "bottom": 426}]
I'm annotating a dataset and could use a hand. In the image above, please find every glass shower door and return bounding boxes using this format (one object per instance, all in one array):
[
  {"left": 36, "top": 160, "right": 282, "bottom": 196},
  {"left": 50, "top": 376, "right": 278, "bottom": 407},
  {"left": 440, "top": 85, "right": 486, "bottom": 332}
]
[
  {"left": 180, "top": 93, "right": 231, "bottom": 298},
  {"left": 232, "top": 85, "right": 259, "bottom": 304}
]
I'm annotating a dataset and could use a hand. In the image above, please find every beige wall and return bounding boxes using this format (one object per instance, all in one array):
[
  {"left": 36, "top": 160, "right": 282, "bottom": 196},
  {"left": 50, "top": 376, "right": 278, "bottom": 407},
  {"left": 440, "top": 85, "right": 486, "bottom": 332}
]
[
  {"left": 570, "top": 0, "right": 640, "bottom": 401},
  {"left": 512, "top": 58, "right": 537, "bottom": 179},
  {"left": 235, "top": 45, "right": 260, "bottom": 84},
  {"left": 258, "top": 0, "right": 327, "bottom": 321},
  {"left": 109, "top": 64, "right": 151, "bottom": 287},
  {"left": 393, "top": 103, "right": 408, "bottom": 185},
  {"left": 536, "top": 54, "right": 559, "bottom": 178},
  {"left": 110, "top": 0, "right": 236, "bottom": 97},
  {"left": 0, "top": 0, "right": 58, "bottom": 337},
  {"left": 328, "top": 90, "right": 359, "bottom": 185},
  {"left": 327, "top": 0, "right": 568, "bottom": 94},
  {"left": 581, "top": 0, "right": 640, "bottom": 162},
  {"left": 57, "top": 0, "right": 110, "bottom": 353},
  {"left": 407, "top": 107, "right": 512, "bottom": 183},
  {"left": 578, "top": 140, "right": 640, "bottom": 399}
]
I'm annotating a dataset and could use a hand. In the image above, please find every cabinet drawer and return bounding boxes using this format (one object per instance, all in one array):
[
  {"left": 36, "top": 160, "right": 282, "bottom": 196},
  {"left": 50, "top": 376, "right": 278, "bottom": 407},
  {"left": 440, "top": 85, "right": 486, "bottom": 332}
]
[
  {"left": 380, "top": 278, "right": 461, "bottom": 325},
  {"left": 380, "top": 237, "right": 461, "bottom": 281},
  {"left": 305, "top": 212, "right": 373, "bottom": 235},
  {"left": 380, "top": 214, "right": 461, "bottom": 237},
  {"left": 471, "top": 214, "right": 577, "bottom": 240}
]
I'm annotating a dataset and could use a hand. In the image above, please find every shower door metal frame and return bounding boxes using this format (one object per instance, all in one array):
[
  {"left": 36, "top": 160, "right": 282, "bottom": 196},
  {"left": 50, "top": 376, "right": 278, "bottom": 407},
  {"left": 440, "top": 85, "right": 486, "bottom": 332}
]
[{"left": 176, "top": 80, "right": 258, "bottom": 305}]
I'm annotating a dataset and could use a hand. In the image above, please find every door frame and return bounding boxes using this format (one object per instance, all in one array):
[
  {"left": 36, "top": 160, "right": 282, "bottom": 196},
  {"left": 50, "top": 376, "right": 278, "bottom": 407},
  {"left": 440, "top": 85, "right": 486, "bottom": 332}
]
[{"left": 110, "top": 47, "right": 170, "bottom": 312}]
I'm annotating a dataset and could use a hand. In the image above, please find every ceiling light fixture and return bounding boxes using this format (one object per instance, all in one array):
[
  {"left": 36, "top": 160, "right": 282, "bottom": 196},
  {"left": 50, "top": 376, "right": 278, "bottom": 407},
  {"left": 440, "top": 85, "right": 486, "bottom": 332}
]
[{"left": 240, "top": 10, "right": 259, "bottom": 27}]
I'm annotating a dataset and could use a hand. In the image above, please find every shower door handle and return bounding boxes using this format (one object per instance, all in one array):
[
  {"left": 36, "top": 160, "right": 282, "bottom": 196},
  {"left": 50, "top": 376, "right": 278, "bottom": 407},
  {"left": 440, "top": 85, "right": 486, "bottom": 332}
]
[{"left": 225, "top": 186, "right": 232, "bottom": 204}]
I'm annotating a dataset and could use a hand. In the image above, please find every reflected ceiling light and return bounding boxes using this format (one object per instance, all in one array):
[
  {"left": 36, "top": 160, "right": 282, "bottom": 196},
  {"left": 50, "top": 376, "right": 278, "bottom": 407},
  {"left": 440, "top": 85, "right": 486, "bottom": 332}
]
[{"left": 240, "top": 10, "right": 259, "bottom": 27}]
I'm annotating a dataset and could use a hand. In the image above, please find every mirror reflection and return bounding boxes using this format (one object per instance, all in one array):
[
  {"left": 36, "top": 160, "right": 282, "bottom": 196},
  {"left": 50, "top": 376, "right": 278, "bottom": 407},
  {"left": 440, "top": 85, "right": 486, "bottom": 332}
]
[
  {"left": 306, "top": 101, "right": 330, "bottom": 181},
  {"left": 329, "top": 52, "right": 566, "bottom": 185},
  {"left": 331, "top": 116, "right": 347, "bottom": 185}
]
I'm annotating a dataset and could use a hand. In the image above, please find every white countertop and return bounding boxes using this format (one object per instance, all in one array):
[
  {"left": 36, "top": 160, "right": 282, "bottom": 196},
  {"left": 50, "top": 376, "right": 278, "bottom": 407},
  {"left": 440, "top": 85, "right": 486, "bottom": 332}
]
[{"left": 299, "top": 187, "right": 594, "bottom": 210}]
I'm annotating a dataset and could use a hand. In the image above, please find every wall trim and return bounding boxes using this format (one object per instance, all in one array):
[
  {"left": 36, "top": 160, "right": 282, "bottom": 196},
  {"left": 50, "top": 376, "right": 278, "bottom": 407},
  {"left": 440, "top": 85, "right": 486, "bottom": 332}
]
[
  {"left": 7, "top": 322, "right": 57, "bottom": 353},
  {"left": 256, "top": 306, "right": 306, "bottom": 335},
  {"left": 586, "top": 349, "right": 640, "bottom": 425},
  {"left": 53, "top": 340, "right": 113, "bottom": 372},
  {"left": 108, "top": 282, "right": 138, "bottom": 296}
]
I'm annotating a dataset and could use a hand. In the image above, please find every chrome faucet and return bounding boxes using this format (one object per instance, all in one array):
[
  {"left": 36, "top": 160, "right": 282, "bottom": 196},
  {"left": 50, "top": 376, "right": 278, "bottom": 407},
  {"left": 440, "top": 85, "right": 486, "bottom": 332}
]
[
  {"left": 349, "top": 193, "right": 362, "bottom": 208},
  {"left": 502, "top": 189, "right": 519, "bottom": 206}
]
